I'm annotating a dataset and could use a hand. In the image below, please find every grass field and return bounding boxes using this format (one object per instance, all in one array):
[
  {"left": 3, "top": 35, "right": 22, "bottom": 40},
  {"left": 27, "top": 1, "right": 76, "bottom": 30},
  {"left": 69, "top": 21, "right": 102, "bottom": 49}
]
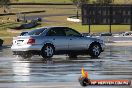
[
  {"left": 13, "top": 0, "right": 132, "bottom": 4},
  {"left": 14, "top": 0, "right": 96, "bottom": 3},
  {"left": 0, "top": 4, "right": 131, "bottom": 45},
  {"left": 0, "top": 5, "right": 130, "bottom": 34},
  {"left": 14, "top": 0, "right": 72, "bottom": 3}
]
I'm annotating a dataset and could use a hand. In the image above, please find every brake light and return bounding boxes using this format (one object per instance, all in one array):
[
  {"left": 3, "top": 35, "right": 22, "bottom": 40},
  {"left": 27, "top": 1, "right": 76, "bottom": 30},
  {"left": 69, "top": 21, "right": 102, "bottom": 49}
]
[{"left": 27, "top": 38, "right": 35, "bottom": 44}]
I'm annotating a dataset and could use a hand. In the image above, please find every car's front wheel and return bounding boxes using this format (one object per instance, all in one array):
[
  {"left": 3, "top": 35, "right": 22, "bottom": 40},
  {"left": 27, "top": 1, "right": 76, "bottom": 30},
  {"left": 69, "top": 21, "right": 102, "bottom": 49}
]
[
  {"left": 41, "top": 44, "right": 55, "bottom": 59},
  {"left": 89, "top": 43, "right": 101, "bottom": 58}
]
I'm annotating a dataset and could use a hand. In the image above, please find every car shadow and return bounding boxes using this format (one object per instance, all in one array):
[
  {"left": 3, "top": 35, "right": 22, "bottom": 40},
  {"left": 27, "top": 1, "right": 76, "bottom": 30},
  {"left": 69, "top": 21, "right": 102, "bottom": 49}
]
[
  {"left": 15, "top": 55, "right": 102, "bottom": 64},
  {"left": 66, "top": 56, "right": 101, "bottom": 60}
]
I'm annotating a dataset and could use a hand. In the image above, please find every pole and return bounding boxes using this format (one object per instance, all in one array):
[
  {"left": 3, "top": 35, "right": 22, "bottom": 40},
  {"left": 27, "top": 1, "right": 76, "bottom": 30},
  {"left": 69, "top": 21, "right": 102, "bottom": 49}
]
[
  {"left": 88, "top": 24, "right": 90, "bottom": 33},
  {"left": 24, "top": 13, "right": 26, "bottom": 23},
  {"left": 77, "top": 7, "right": 79, "bottom": 19},
  {"left": 109, "top": 6, "right": 112, "bottom": 33},
  {"left": 88, "top": 14, "right": 91, "bottom": 33},
  {"left": 88, "top": 10, "right": 91, "bottom": 34},
  {"left": 109, "top": 24, "right": 111, "bottom": 33}
]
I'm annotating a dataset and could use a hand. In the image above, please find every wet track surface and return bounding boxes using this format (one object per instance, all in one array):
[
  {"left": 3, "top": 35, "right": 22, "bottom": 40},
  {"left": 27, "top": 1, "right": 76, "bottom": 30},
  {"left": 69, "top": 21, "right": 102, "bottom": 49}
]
[{"left": 0, "top": 45, "right": 132, "bottom": 88}]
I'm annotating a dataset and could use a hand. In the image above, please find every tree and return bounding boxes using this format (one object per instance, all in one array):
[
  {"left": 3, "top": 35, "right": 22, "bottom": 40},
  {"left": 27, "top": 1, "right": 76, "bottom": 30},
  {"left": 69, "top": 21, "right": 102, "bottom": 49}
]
[
  {"left": 0, "top": 0, "right": 11, "bottom": 13},
  {"left": 71, "top": 0, "right": 89, "bottom": 19},
  {"left": 96, "top": 0, "right": 114, "bottom": 4}
]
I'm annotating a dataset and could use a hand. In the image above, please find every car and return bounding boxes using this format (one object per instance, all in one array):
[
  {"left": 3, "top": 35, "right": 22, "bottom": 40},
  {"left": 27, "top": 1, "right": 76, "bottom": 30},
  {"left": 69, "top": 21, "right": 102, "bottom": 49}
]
[
  {"left": 11, "top": 26, "right": 105, "bottom": 59},
  {"left": 100, "top": 33, "right": 112, "bottom": 36},
  {"left": 122, "top": 31, "right": 132, "bottom": 36}
]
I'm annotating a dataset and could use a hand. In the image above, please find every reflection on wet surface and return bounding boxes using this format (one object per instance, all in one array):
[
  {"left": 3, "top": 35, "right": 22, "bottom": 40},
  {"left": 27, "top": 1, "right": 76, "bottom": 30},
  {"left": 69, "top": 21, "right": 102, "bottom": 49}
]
[{"left": 0, "top": 45, "right": 132, "bottom": 88}]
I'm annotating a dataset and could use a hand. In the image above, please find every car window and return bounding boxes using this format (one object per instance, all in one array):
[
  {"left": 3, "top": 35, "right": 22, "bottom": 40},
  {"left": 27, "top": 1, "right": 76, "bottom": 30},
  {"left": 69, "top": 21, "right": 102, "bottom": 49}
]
[
  {"left": 46, "top": 27, "right": 66, "bottom": 36},
  {"left": 65, "top": 28, "right": 82, "bottom": 37},
  {"left": 28, "top": 28, "right": 46, "bottom": 35}
]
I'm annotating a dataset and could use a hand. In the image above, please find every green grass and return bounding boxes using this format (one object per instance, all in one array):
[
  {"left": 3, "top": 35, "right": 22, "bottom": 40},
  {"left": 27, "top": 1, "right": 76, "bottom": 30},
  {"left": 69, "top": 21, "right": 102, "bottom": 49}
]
[
  {"left": 0, "top": 4, "right": 131, "bottom": 36},
  {"left": 0, "top": 4, "right": 130, "bottom": 34},
  {"left": 14, "top": 0, "right": 132, "bottom": 3},
  {"left": 0, "top": 22, "right": 130, "bottom": 45},
  {"left": 15, "top": 0, "right": 95, "bottom": 3},
  {"left": 0, "top": 22, "right": 21, "bottom": 30},
  {"left": 15, "top": 0, "right": 72, "bottom": 3},
  {"left": 40, "top": 22, "right": 130, "bottom": 33},
  {"left": 1, "top": 1, "right": 131, "bottom": 45}
]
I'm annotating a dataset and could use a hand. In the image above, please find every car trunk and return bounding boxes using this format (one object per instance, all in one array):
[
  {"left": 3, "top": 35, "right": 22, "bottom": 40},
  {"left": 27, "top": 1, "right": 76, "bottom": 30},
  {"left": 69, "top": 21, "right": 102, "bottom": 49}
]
[{"left": 13, "top": 36, "right": 32, "bottom": 46}]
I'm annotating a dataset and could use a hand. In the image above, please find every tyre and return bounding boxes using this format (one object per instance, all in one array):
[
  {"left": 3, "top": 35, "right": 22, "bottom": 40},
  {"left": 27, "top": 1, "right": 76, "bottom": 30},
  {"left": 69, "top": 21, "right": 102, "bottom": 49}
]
[
  {"left": 41, "top": 44, "right": 54, "bottom": 58},
  {"left": 89, "top": 43, "right": 101, "bottom": 58}
]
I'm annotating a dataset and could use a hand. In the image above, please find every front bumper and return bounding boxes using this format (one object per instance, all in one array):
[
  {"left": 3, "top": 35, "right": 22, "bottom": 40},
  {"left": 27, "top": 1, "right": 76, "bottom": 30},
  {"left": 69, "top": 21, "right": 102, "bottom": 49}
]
[
  {"left": 100, "top": 43, "right": 105, "bottom": 52},
  {"left": 12, "top": 50, "right": 41, "bottom": 55}
]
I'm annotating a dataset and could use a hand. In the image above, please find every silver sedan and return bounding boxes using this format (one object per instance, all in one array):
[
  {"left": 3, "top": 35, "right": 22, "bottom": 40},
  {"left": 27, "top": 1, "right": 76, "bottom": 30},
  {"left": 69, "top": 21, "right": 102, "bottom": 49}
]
[{"left": 11, "top": 26, "right": 105, "bottom": 59}]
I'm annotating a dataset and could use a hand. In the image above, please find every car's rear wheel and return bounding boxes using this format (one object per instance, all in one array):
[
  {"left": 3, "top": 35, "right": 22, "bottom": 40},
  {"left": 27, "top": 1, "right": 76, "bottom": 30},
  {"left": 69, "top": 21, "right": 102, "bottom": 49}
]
[
  {"left": 89, "top": 43, "right": 101, "bottom": 58},
  {"left": 41, "top": 44, "right": 54, "bottom": 59}
]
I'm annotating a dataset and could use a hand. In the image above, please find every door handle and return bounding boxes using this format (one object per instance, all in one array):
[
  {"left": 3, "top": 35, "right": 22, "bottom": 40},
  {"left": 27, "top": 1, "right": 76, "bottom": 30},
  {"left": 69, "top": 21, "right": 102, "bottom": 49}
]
[
  {"left": 70, "top": 39, "right": 72, "bottom": 40},
  {"left": 53, "top": 38, "right": 55, "bottom": 40}
]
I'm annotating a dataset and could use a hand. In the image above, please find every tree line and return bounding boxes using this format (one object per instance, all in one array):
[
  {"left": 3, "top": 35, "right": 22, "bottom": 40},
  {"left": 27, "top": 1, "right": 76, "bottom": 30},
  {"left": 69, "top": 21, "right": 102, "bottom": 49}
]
[{"left": 0, "top": 0, "right": 113, "bottom": 14}]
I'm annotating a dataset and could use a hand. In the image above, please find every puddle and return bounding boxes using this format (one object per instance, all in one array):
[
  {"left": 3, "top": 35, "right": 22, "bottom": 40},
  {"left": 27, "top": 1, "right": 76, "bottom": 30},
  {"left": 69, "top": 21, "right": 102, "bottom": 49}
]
[{"left": 0, "top": 45, "right": 132, "bottom": 83}]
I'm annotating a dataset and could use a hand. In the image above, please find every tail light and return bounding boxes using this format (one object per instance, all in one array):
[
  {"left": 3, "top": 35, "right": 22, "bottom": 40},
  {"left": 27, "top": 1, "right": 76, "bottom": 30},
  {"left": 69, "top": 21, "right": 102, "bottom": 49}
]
[{"left": 27, "top": 38, "right": 35, "bottom": 44}]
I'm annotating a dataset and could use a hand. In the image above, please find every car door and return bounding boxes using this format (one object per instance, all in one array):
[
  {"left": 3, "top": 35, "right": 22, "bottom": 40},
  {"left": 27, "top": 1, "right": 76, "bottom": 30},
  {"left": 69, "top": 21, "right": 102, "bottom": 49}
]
[
  {"left": 65, "top": 28, "right": 90, "bottom": 50},
  {"left": 46, "top": 27, "right": 68, "bottom": 51}
]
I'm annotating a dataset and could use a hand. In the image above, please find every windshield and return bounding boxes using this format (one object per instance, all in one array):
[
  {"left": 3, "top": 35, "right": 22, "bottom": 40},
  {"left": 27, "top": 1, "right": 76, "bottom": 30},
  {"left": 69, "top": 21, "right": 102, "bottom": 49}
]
[{"left": 28, "top": 28, "right": 46, "bottom": 35}]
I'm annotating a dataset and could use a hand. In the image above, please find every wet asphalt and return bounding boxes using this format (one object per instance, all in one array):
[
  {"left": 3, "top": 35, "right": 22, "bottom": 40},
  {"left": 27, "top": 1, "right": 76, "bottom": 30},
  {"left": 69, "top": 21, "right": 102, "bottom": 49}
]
[{"left": 0, "top": 45, "right": 132, "bottom": 88}]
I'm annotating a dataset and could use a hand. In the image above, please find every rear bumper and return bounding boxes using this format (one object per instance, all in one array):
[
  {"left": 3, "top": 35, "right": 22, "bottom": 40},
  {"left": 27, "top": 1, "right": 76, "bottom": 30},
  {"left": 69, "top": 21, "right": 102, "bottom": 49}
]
[
  {"left": 11, "top": 44, "right": 42, "bottom": 55},
  {"left": 11, "top": 44, "right": 42, "bottom": 51}
]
